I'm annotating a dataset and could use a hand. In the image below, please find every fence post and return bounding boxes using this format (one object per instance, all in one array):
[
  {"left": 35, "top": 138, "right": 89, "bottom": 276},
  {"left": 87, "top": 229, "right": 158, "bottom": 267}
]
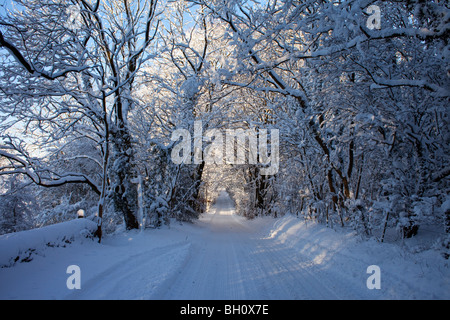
[{"left": 132, "top": 175, "right": 145, "bottom": 231}]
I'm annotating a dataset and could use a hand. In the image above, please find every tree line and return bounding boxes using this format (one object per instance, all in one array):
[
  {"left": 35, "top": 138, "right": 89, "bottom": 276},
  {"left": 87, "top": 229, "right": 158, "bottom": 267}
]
[{"left": 0, "top": 0, "right": 448, "bottom": 252}]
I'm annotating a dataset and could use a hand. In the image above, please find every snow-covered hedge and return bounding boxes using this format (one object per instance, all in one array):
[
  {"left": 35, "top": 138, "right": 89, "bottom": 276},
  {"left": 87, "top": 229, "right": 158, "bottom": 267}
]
[{"left": 0, "top": 219, "right": 97, "bottom": 268}]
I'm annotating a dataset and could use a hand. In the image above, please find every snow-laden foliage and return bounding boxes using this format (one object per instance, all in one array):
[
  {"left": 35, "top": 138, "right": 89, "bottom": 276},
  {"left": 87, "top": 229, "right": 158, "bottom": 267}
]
[{"left": 0, "top": 0, "right": 448, "bottom": 255}]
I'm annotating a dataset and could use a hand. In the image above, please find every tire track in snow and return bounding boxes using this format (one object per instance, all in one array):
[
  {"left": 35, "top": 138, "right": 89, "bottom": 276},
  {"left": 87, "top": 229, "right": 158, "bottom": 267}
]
[
  {"left": 151, "top": 192, "right": 354, "bottom": 300},
  {"left": 152, "top": 217, "right": 249, "bottom": 300},
  {"left": 66, "top": 241, "right": 191, "bottom": 300}
]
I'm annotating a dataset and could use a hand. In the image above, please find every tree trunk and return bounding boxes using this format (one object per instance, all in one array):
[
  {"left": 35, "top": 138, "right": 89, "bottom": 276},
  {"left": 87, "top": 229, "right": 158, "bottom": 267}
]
[
  {"left": 190, "top": 160, "right": 206, "bottom": 213},
  {"left": 110, "top": 125, "right": 139, "bottom": 230}
]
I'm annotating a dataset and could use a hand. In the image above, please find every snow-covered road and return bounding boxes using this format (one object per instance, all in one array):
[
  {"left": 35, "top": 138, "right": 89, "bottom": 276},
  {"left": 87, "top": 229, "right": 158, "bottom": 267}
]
[
  {"left": 152, "top": 196, "right": 345, "bottom": 300},
  {"left": 0, "top": 191, "right": 448, "bottom": 300},
  {"left": 67, "top": 191, "right": 357, "bottom": 300}
]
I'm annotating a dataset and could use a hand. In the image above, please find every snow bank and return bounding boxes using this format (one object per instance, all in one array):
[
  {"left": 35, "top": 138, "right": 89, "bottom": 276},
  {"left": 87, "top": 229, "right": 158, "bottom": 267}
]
[
  {"left": 0, "top": 212, "right": 447, "bottom": 299},
  {"left": 0, "top": 219, "right": 97, "bottom": 268},
  {"left": 265, "top": 215, "right": 450, "bottom": 299}
]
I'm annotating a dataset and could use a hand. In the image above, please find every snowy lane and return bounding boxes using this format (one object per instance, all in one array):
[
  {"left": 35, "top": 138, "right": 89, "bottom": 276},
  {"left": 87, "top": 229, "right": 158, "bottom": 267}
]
[
  {"left": 151, "top": 193, "right": 353, "bottom": 300},
  {"left": 1, "top": 191, "right": 447, "bottom": 300},
  {"left": 153, "top": 223, "right": 246, "bottom": 299},
  {"left": 151, "top": 212, "right": 373, "bottom": 300},
  {"left": 67, "top": 192, "right": 436, "bottom": 300}
]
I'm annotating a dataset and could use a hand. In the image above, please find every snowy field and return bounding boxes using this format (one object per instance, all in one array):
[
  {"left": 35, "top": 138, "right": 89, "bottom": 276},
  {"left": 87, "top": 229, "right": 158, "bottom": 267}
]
[{"left": 0, "top": 191, "right": 448, "bottom": 300}]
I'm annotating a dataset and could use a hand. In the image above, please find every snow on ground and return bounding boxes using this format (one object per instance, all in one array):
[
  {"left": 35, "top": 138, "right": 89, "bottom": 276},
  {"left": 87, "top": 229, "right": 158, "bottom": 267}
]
[
  {"left": 264, "top": 216, "right": 449, "bottom": 299},
  {"left": 0, "top": 219, "right": 98, "bottom": 268},
  {"left": 0, "top": 191, "right": 448, "bottom": 300}
]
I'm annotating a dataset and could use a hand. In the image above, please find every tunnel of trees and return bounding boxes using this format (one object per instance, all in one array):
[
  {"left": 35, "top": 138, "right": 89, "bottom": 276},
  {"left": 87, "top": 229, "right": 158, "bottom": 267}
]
[{"left": 0, "top": 0, "right": 448, "bottom": 248}]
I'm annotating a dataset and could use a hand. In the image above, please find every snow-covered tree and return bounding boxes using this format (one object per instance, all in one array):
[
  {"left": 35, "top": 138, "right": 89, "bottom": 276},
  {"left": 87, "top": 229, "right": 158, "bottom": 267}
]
[
  {"left": 0, "top": 174, "right": 36, "bottom": 235},
  {"left": 0, "top": 0, "right": 448, "bottom": 248},
  {"left": 187, "top": 0, "right": 449, "bottom": 237},
  {"left": 0, "top": 0, "right": 161, "bottom": 241}
]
